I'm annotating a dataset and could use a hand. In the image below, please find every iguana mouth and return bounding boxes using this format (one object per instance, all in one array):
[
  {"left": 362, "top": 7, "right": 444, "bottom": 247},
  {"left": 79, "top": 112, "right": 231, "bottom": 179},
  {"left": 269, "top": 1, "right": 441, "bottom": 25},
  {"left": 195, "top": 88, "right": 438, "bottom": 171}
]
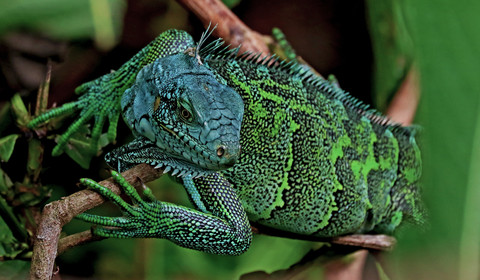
[
  {"left": 105, "top": 134, "right": 239, "bottom": 178},
  {"left": 157, "top": 120, "right": 240, "bottom": 169},
  {"left": 152, "top": 159, "right": 214, "bottom": 178}
]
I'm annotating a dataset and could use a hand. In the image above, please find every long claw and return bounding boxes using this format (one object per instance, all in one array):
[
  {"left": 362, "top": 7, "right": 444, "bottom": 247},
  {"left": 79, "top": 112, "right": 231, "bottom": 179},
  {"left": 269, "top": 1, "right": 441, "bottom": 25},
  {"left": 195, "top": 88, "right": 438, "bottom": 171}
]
[
  {"left": 80, "top": 177, "right": 139, "bottom": 216},
  {"left": 28, "top": 101, "right": 80, "bottom": 129},
  {"left": 51, "top": 106, "right": 95, "bottom": 156},
  {"left": 76, "top": 213, "right": 135, "bottom": 227},
  {"left": 110, "top": 171, "right": 146, "bottom": 206},
  {"left": 93, "top": 226, "right": 145, "bottom": 239},
  {"left": 107, "top": 111, "right": 120, "bottom": 143},
  {"left": 90, "top": 107, "right": 108, "bottom": 154}
]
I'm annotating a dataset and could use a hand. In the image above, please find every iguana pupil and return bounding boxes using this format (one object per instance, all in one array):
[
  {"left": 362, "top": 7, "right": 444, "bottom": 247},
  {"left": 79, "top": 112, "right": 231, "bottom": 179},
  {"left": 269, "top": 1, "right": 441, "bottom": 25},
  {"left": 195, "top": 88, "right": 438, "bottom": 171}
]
[
  {"left": 217, "top": 146, "right": 225, "bottom": 157},
  {"left": 180, "top": 105, "right": 192, "bottom": 121}
]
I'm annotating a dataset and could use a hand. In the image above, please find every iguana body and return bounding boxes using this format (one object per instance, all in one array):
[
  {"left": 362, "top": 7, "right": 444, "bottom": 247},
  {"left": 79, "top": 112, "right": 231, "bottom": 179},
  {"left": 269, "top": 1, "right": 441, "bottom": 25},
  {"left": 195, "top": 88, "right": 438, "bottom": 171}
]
[{"left": 30, "top": 29, "right": 423, "bottom": 255}]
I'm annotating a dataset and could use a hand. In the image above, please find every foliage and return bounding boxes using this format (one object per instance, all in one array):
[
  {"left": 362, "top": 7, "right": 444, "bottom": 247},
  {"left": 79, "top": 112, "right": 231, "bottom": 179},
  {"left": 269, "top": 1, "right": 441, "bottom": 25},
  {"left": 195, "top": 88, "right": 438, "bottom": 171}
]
[
  {"left": 0, "top": 0, "right": 125, "bottom": 49},
  {"left": 388, "top": 1, "right": 480, "bottom": 279},
  {"left": 0, "top": 95, "right": 41, "bottom": 276}
]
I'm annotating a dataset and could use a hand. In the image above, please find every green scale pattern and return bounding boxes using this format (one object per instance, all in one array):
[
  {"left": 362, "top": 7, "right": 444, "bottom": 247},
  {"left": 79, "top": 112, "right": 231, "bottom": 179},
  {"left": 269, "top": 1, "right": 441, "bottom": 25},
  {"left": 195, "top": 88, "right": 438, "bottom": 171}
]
[
  {"left": 80, "top": 171, "right": 252, "bottom": 255},
  {"left": 202, "top": 51, "right": 422, "bottom": 237}
]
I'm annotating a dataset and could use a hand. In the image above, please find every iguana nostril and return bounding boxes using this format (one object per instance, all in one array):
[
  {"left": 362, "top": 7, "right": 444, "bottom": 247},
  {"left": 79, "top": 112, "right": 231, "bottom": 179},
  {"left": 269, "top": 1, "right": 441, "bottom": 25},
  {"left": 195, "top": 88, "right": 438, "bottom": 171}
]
[{"left": 217, "top": 146, "right": 226, "bottom": 157}]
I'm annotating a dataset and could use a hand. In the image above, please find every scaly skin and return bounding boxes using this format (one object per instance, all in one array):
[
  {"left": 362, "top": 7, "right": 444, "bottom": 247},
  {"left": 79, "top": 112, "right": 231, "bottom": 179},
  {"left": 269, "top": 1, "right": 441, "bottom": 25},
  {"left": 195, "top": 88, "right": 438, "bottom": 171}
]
[
  {"left": 201, "top": 46, "right": 423, "bottom": 237},
  {"left": 79, "top": 171, "right": 251, "bottom": 255},
  {"left": 28, "top": 30, "right": 195, "bottom": 156},
  {"left": 53, "top": 29, "right": 422, "bottom": 255}
]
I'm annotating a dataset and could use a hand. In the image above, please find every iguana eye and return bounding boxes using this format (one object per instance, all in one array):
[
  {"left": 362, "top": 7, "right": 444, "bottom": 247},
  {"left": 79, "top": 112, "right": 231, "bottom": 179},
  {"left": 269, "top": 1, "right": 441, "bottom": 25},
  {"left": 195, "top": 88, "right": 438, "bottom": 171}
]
[{"left": 179, "top": 105, "right": 193, "bottom": 122}]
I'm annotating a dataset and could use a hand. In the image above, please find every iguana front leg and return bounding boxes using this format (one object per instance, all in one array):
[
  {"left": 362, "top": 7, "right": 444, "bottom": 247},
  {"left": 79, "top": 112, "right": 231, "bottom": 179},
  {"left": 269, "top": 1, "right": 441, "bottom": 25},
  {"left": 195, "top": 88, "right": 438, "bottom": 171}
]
[
  {"left": 28, "top": 30, "right": 195, "bottom": 156},
  {"left": 77, "top": 171, "right": 252, "bottom": 255}
]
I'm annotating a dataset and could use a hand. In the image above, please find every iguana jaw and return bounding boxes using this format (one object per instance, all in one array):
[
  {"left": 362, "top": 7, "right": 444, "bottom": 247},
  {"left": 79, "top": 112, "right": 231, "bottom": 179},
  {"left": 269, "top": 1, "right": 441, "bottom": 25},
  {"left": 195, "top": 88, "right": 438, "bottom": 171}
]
[
  {"left": 104, "top": 136, "right": 232, "bottom": 177},
  {"left": 151, "top": 120, "right": 240, "bottom": 171}
]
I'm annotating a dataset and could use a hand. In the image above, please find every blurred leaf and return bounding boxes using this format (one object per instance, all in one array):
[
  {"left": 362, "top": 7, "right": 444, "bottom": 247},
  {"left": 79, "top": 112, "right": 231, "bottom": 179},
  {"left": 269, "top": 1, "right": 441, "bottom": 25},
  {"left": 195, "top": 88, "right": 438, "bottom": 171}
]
[
  {"left": 0, "top": 134, "right": 20, "bottom": 162},
  {"left": 10, "top": 94, "right": 29, "bottom": 127},
  {"left": 375, "top": 260, "right": 391, "bottom": 280},
  {"left": 98, "top": 133, "right": 110, "bottom": 150},
  {"left": 0, "top": 260, "right": 30, "bottom": 280},
  {"left": 89, "top": 0, "right": 123, "bottom": 51},
  {"left": 384, "top": 0, "right": 480, "bottom": 279},
  {"left": 222, "top": 0, "right": 242, "bottom": 8},
  {"left": 366, "top": 0, "right": 414, "bottom": 111},
  {"left": 27, "top": 138, "right": 43, "bottom": 181},
  {"left": 0, "top": 215, "right": 27, "bottom": 259},
  {"left": 0, "top": 168, "right": 14, "bottom": 193},
  {"left": 0, "top": 215, "right": 15, "bottom": 245},
  {"left": 0, "top": 196, "right": 27, "bottom": 241},
  {"left": 62, "top": 125, "right": 96, "bottom": 169},
  {"left": 0, "top": 102, "right": 12, "bottom": 136},
  {"left": 0, "top": 0, "right": 125, "bottom": 45}
]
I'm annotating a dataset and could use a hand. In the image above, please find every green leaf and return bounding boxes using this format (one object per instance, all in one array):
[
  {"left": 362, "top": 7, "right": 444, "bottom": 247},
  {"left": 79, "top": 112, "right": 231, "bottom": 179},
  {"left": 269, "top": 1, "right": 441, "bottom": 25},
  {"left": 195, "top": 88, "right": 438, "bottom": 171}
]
[
  {"left": 0, "top": 168, "right": 14, "bottom": 193},
  {"left": 10, "top": 94, "right": 29, "bottom": 127},
  {"left": 222, "top": 0, "right": 242, "bottom": 8},
  {"left": 0, "top": 215, "right": 15, "bottom": 245},
  {"left": 0, "top": 134, "right": 20, "bottom": 162},
  {"left": 0, "top": 101, "right": 12, "bottom": 136},
  {"left": 0, "top": 215, "right": 26, "bottom": 259},
  {"left": 0, "top": 260, "right": 30, "bottom": 280},
  {"left": 63, "top": 124, "right": 96, "bottom": 169},
  {"left": 366, "top": 0, "right": 414, "bottom": 111},
  {"left": 0, "top": 196, "right": 27, "bottom": 241},
  {"left": 0, "top": 0, "right": 125, "bottom": 44},
  {"left": 375, "top": 260, "right": 391, "bottom": 280},
  {"left": 27, "top": 138, "right": 43, "bottom": 181}
]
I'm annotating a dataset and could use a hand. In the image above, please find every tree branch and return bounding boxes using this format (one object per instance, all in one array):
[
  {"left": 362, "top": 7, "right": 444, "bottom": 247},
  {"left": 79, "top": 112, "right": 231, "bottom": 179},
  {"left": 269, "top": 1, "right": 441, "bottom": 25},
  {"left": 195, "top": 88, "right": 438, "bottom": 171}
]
[
  {"left": 386, "top": 67, "right": 420, "bottom": 126},
  {"left": 176, "top": 0, "right": 270, "bottom": 55},
  {"left": 30, "top": 164, "right": 164, "bottom": 280}
]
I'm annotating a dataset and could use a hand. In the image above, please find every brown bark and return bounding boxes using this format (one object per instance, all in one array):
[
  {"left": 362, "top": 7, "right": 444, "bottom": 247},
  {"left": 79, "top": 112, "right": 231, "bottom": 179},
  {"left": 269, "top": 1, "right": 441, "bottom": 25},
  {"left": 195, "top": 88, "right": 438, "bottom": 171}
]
[
  {"left": 176, "top": 0, "right": 270, "bottom": 55},
  {"left": 30, "top": 164, "right": 163, "bottom": 279}
]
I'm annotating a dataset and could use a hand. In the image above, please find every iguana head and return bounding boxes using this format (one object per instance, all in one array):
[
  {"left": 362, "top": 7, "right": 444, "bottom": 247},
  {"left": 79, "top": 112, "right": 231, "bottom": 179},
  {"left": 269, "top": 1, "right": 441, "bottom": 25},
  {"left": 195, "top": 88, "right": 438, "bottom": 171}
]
[{"left": 106, "top": 54, "right": 244, "bottom": 176}]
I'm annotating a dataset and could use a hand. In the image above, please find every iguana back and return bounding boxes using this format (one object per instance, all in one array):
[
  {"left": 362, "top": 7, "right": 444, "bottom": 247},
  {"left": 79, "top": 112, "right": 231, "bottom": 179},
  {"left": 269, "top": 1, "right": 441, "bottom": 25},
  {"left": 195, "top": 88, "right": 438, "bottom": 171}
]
[{"left": 201, "top": 47, "right": 423, "bottom": 237}]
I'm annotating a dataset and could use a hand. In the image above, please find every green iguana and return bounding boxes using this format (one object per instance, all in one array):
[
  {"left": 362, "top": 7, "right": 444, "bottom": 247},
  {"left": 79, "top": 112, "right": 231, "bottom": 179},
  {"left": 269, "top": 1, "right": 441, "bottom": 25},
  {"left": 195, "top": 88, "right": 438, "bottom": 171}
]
[{"left": 29, "top": 28, "right": 423, "bottom": 255}]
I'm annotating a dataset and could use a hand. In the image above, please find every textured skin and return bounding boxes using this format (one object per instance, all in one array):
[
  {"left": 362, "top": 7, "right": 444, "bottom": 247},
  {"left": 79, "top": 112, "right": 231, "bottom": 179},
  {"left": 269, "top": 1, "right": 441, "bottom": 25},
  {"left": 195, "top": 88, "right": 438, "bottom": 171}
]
[
  {"left": 79, "top": 171, "right": 251, "bottom": 255},
  {"left": 28, "top": 30, "right": 195, "bottom": 156},
  {"left": 106, "top": 53, "right": 244, "bottom": 176},
  {"left": 200, "top": 49, "right": 423, "bottom": 237},
  {"left": 37, "top": 29, "right": 423, "bottom": 255}
]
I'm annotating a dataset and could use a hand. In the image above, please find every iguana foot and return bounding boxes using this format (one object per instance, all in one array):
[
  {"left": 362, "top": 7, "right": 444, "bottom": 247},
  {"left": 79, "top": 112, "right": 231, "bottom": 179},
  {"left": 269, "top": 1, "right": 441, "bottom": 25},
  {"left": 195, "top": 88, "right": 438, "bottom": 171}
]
[
  {"left": 77, "top": 171, "right": 252, "bottom": 255},
  {"left": 28, "top": 72, "right": 122, "bottom": 156}
]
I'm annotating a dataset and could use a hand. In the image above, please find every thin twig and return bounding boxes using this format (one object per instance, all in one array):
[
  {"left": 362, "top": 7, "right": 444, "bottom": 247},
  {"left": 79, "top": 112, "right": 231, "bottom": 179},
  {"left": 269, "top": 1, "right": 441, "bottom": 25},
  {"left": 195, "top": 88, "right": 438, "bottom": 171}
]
[
  {"left": 330, "top": 234, "right": 396, "bottom": 251},
  {"left": 176, "top": 0, "right": 270, "bottom": 55},
  {"left": 57, "top": 230, "right": 103, "bottom": 255},
  {"left": 386, "top": 67, "right": 420, "bottom": 126}
]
